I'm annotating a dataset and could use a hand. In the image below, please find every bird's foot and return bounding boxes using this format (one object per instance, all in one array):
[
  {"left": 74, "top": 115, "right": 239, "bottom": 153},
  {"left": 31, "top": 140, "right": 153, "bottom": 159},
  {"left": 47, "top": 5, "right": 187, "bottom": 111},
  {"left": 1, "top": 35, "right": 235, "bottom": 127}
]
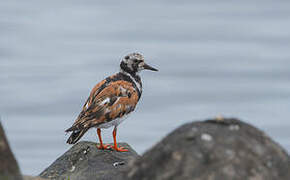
[
  {"left": 97, "top": 144, "right": 112, "bottom": 150},
  {"left": 113, "top": 146, "right": 128, "bottom": 152}
]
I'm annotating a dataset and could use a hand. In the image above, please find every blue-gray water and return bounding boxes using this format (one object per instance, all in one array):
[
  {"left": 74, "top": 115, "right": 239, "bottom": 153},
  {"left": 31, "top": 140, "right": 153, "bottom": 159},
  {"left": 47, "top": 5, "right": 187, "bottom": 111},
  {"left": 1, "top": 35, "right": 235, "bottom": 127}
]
[{"left": 1, "top": 0, "right": 290, "bottom": 175}]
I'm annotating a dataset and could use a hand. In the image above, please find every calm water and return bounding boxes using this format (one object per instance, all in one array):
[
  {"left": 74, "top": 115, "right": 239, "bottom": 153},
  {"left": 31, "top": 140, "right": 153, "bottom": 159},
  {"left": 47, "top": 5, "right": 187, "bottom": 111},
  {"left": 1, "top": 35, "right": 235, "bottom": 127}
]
[{"left": 1, "top": 0, "right": 290, "bottom": 175}]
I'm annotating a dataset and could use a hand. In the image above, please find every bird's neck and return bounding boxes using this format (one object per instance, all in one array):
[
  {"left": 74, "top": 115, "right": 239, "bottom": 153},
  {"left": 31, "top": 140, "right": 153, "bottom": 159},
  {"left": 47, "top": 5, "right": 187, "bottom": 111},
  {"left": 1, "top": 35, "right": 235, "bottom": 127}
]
[
  {"left": 120, "top": 69, "right": 140, "bottom": 80},
  {"left": 120, "top": 69, "right": 142, "bottom": 94}
]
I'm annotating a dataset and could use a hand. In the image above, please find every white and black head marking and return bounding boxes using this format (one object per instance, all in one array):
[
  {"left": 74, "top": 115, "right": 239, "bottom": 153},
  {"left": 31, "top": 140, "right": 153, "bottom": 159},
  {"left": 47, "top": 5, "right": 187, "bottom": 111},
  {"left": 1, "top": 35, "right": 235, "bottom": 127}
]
[{"left": 120, "top": 53, "right": 158, "bottom": 75}]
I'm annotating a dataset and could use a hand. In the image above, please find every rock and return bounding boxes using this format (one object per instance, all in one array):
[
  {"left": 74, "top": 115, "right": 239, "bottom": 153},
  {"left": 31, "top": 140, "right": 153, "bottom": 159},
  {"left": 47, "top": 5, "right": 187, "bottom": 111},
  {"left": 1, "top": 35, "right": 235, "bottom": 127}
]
[
  {"left": 123, "top": 118, "right": 290, "bottom": 180},
  {"left": 39, "top": 141, "right": 139, "bottom": 180},
  {"left": 23, "top": 176, "right": 47, "bottom": 180},
  {"left": 0, "top": 121, "right": 23, "bottom": 180}
]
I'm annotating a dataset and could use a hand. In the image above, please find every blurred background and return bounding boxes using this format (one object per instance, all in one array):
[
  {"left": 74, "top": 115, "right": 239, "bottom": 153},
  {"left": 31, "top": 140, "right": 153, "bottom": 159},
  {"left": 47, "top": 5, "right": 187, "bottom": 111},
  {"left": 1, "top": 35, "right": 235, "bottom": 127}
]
[{"left": 1, "top": 0, "right": 290, "bottom": 175}]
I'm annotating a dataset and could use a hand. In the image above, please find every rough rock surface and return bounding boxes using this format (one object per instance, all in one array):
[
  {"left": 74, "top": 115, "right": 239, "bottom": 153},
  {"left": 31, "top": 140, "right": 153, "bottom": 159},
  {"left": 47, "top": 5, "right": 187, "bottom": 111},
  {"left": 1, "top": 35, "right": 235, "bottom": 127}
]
[
  {"left": 123, "top": 118, "right": 290, "bottom": 180},
  {"left": 23, "top": 176, "right": 47, "bottom": 180},
  {"left": 0, "top": 122, "right": 23, "bottom": 180},
  {"left": 40, "top": 141, "right": 139, "bottom": 180}
]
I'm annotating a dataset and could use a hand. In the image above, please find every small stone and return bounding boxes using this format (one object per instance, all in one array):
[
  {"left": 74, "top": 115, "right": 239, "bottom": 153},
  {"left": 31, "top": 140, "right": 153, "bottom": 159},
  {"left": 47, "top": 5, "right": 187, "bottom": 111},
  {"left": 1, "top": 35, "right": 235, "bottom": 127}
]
[
  {"left": 113, "top": 161, "right": 125, "bottom": 167},
  {"left": 83, "top": 146, "right": 90, "bottom": 154},
  {"left": 201, "top": 133, "right": 213, "bottom": 141},
  {"left": 172, "top": 151, "right": 182, "bottom": 161},
  {"left": 70, "top": 166, "right": 76, "bottom": 172}
]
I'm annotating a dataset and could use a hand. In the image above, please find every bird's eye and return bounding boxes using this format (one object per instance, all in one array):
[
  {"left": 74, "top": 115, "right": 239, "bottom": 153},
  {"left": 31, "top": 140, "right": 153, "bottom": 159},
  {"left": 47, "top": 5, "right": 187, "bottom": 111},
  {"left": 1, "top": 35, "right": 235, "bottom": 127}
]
[{"left": 125, "top": 56, "right": 130, "bottom": 60}]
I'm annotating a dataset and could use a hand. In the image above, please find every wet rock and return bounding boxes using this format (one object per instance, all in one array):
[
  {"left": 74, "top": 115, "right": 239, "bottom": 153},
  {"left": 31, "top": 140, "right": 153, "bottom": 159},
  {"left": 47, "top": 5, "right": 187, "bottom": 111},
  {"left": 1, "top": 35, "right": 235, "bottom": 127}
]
[
  {"left": 123, "top": 118, "right": 290, "bottom": 180},
  {"left": 39, "top": 141, "right": 139, "bottom": 180},
  {"left": 0, "top": 122, "right": 22, "bottom": 180}
]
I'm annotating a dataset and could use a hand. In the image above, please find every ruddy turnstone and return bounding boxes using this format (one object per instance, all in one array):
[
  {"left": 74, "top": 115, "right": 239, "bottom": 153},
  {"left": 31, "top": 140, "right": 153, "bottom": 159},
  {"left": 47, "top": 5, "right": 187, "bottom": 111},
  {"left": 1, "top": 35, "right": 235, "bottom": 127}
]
[{"left": 65, "top": 53, "right": 158, "bottom": 152}]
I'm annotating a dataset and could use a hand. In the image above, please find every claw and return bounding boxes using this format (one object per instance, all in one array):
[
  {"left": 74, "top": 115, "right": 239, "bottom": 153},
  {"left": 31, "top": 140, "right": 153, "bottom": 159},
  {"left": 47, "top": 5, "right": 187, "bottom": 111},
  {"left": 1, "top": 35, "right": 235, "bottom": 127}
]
[
  {"left": 113, "top": 146, "right": 128, "bottom": 152},
  {"left": 112, "top": 127, "right": 128, "bottom": 152},
  {"left": 97, "top": 144, "right": 112, "bottom": 150}
]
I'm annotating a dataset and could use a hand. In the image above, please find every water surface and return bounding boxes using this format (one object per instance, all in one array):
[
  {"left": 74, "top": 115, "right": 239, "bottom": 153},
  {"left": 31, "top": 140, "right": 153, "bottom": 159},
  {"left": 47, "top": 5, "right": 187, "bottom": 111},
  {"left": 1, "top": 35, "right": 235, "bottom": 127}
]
[{"left": 1, "top": 0, "right": 290, "bottom": 175}]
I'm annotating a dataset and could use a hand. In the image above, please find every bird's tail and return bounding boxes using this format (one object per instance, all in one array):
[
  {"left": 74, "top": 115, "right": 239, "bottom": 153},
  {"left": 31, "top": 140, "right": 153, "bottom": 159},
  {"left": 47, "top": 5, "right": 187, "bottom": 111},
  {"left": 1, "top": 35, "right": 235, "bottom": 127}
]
[{"left": 65, "top": 127, "right": 89, "bottom": 144}]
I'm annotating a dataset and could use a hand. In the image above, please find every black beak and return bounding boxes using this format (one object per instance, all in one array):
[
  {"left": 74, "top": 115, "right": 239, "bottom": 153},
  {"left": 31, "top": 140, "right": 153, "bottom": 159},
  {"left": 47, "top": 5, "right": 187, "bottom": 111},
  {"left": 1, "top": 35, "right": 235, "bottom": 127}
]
[{"left": 143, "top": 63, "right": 158, "bottom": 71}]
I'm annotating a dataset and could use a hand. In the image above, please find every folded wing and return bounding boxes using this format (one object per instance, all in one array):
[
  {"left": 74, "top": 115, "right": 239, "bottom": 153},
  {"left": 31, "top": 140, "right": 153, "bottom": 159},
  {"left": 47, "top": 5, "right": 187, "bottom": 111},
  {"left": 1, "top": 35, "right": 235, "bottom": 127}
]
[{"left": 66, "top": 80, "right": 139, "bottom": 133}]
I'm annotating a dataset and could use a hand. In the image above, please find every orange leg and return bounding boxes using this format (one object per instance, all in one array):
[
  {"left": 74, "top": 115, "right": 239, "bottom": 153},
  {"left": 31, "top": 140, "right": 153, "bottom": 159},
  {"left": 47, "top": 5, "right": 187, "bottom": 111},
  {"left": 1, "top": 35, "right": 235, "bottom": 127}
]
[
  {"left": 97, "top": 128, "right": 111, "bottom": 150},
  {"left": 112, "top": 127, "right": 128, "bottom": 152}
]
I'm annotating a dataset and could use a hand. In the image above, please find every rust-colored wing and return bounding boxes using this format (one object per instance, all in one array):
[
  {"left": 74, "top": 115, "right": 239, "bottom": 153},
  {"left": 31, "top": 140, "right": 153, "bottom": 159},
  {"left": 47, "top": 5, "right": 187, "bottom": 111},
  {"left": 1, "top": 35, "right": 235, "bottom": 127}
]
[{"left": 66, "top": 78, "right": 139, "bottom": 132}]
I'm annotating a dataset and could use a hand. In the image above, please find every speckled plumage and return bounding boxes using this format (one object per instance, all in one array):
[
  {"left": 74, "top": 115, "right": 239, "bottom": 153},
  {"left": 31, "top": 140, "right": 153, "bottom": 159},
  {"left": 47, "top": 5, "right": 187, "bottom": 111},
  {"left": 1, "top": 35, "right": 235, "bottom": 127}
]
[{"left": 65, "top": 53, "right": 158, "bottom": 151}]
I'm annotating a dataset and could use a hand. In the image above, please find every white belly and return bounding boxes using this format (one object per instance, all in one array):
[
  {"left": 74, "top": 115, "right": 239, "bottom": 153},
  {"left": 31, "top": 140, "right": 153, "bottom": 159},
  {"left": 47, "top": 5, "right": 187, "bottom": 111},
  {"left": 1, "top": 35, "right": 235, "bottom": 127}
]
[{"left": 96, "top": 115, "right": 129, "bottom": 129}]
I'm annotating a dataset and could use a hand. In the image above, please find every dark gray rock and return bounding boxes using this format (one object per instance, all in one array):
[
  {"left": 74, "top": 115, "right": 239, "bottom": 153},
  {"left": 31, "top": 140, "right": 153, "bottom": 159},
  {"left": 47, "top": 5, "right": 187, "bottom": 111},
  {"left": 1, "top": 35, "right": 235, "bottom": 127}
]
[
  {"left": 23, "top": 176, "right": 47, "bottom": 180},
  {"left": 39, "top": 141, "right": 139, "bottom": 180},
  {"left": 0, "top": 122, "right": 22, "bottom": 180},
  {"left": 123, "top": 118, "right": 290, "bottom": 180}
]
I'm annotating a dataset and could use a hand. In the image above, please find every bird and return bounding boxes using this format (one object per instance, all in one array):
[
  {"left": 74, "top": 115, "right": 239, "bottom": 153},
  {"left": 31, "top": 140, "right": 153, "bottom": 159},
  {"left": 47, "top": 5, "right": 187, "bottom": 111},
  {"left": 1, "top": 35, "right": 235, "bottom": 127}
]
[{"left": 65, "top": 53, "right": 158, "bottom": 152}]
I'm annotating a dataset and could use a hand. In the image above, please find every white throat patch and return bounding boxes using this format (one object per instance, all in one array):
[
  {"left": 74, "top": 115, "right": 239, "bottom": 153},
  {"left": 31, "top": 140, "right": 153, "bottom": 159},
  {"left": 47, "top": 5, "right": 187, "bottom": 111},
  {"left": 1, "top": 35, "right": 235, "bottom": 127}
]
[{"left": 120, "top": 70, "right": 142, "bottom": 94}]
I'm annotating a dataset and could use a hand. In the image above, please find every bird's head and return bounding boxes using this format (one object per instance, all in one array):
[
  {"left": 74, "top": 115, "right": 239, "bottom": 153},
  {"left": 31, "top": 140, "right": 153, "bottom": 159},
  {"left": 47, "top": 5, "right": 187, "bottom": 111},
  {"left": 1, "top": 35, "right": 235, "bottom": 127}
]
[{"left": 120, "top": 53, "right": 158, "bottom": 75}]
